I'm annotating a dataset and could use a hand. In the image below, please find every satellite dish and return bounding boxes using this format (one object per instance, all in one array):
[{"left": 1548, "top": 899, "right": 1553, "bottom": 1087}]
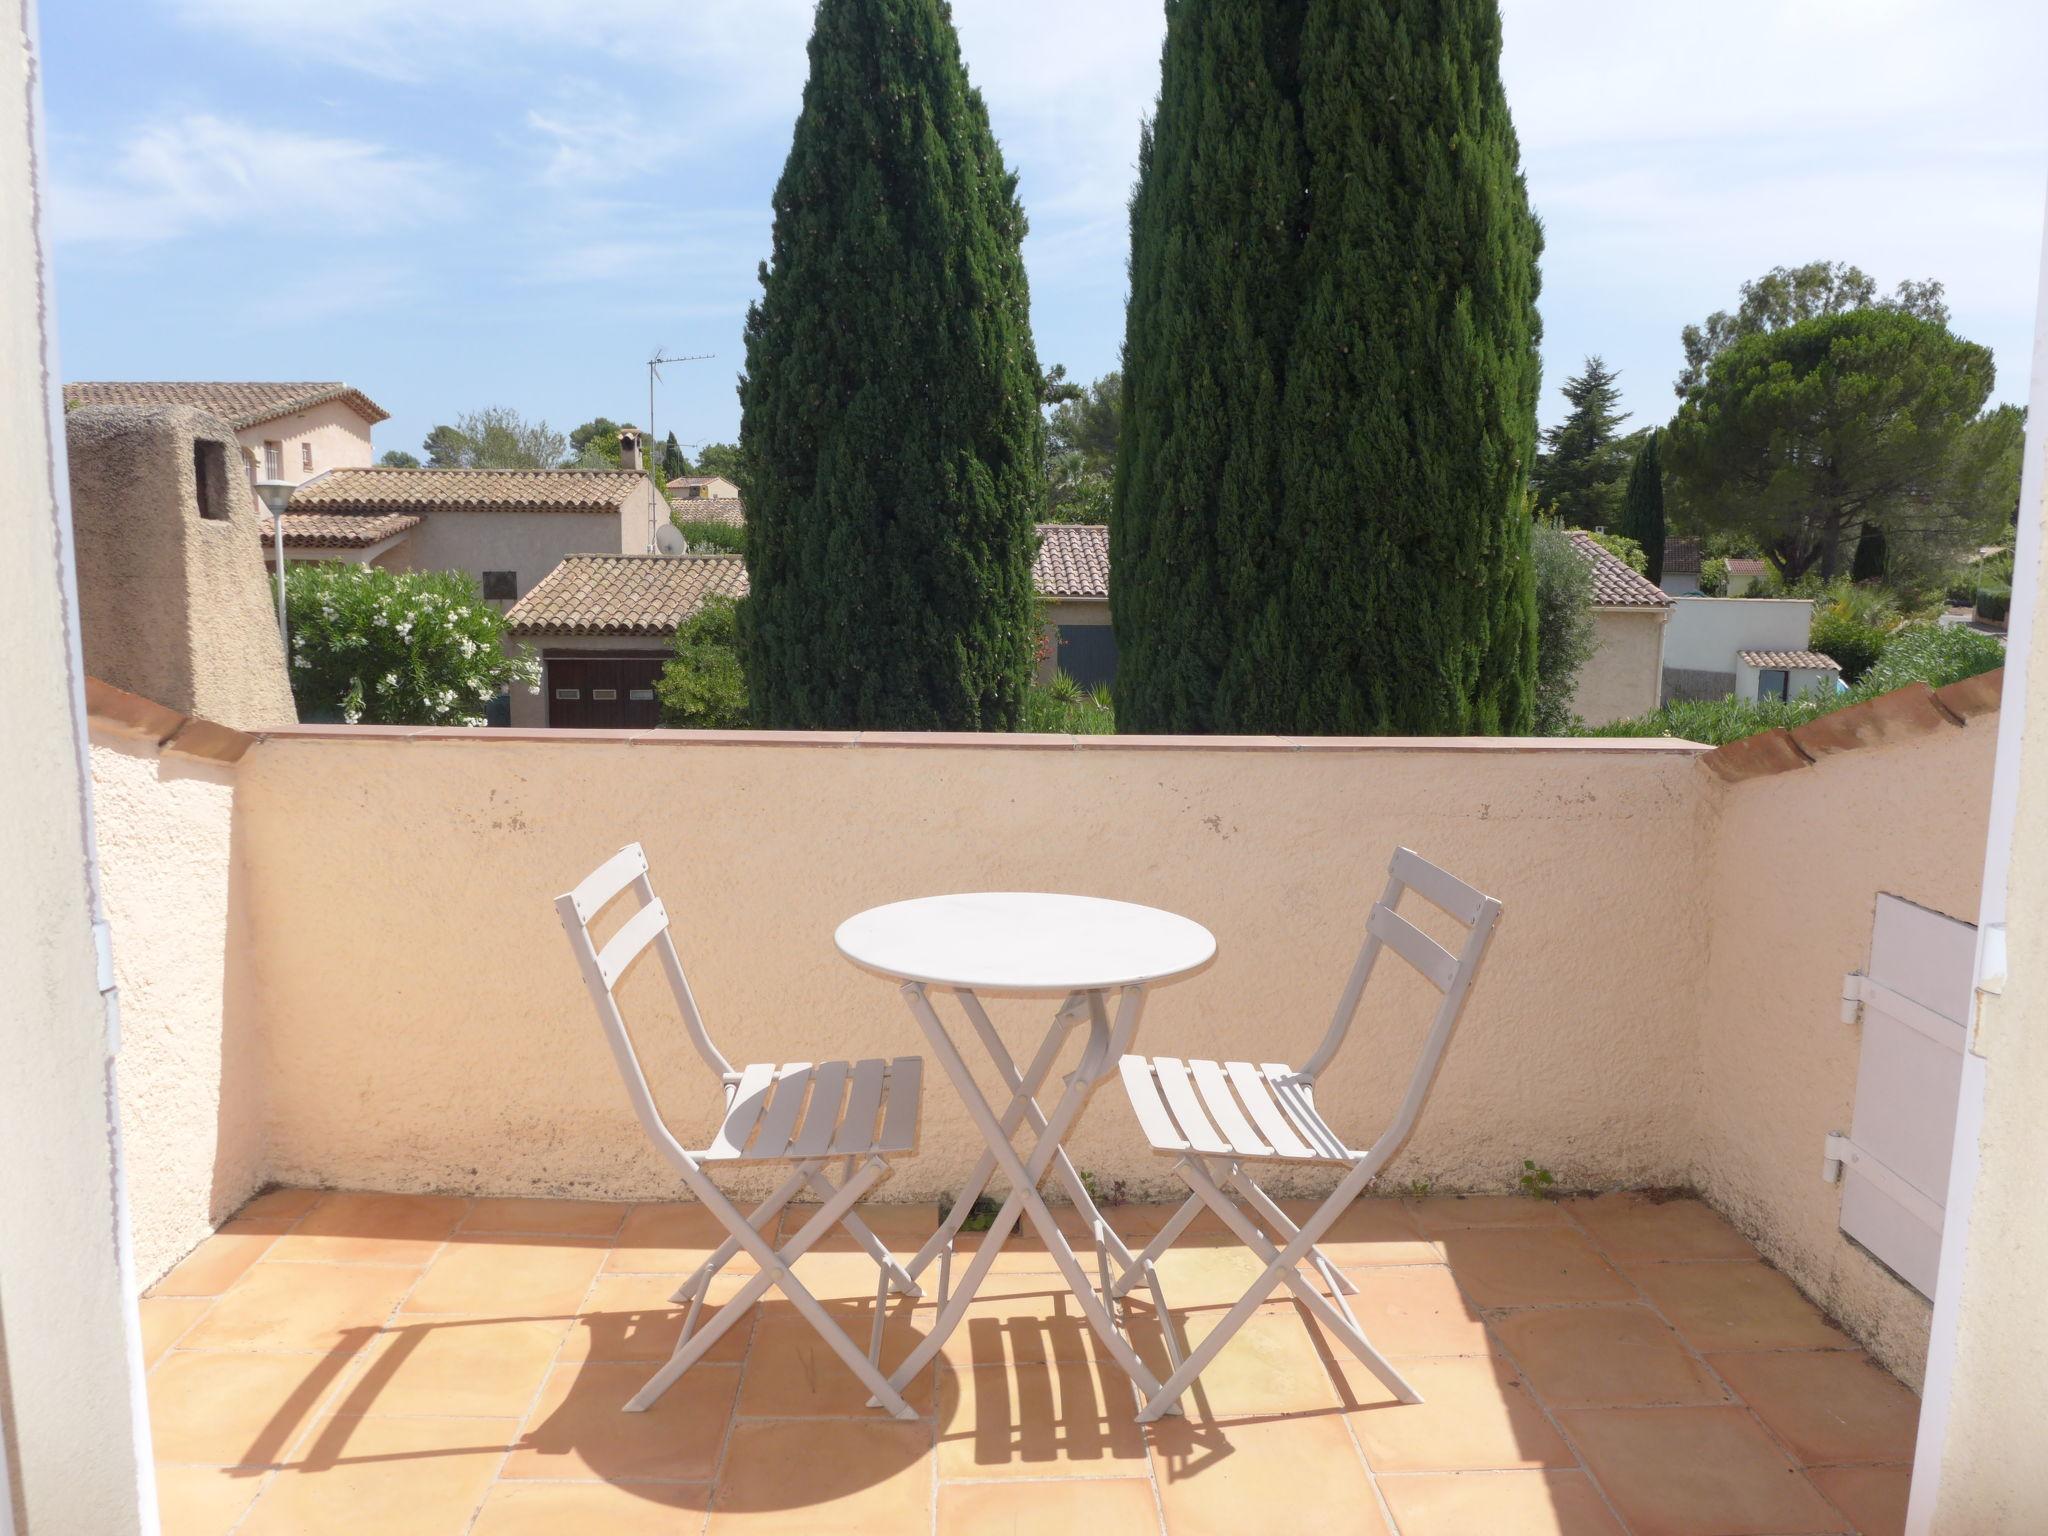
[{"left": 654, "top": 523, "right": 688, "bottom": 556}]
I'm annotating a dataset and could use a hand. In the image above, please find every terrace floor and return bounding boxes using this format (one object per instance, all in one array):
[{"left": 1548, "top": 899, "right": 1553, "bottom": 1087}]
[{"left": 143, "top": 1188, "right": 1919, "bottom": 1536}]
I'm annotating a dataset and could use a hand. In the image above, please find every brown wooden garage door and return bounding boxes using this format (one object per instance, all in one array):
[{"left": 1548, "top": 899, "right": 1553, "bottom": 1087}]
[{"left": 545, "top": 653, "right": 667, "bottom": 729}]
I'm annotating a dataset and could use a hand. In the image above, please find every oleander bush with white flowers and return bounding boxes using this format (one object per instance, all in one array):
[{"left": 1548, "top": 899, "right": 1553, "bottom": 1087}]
[{"left": 282, "top": 562, "right": 538, "bottom": 725}]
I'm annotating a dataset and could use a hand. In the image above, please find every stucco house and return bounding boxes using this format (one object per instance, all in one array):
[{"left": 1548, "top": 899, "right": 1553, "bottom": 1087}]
[
  {"left": 1664, "top": 594, "right": 1833, "bottom": 703},
  {"left": 1738, "top": 647, "right": 1842, "bottom": 702},
  {"left": 1033, "top": 523, "right": 1114, "bottom": 687},
  {"left": 503, "top": 552, "right": 748, "bottom": 728},
  {"left": 258, "top": 465, "right": 667, "bottom": 602},
  {"left": 1568, "top": 530, "right": 1672, "bottom": 726},
  {"left": 668, "top": 475, "right": 745, "bottom": 529},
  {"left": 63, "top": 380, "right": 386, "bottom": 486}
]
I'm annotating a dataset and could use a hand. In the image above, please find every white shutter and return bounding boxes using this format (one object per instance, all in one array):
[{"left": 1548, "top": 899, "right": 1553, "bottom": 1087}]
[{"left": 1828, "top": 894, "right": 1973, "bottom": 1296}]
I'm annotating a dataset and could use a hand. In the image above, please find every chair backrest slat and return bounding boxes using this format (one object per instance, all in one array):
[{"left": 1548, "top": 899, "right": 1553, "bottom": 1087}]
[
  {"left": 1388, "top": 847, "right": 1490, "bottom": 926},
  {"left": 1366, "top": 904, "right": 1458, "bottom": 991},
  {"left": 596, "top": 897, "right": 670, "bottom": 989},
  {"left": 567, "top": 843, "right": 650, "bottom": 923}
]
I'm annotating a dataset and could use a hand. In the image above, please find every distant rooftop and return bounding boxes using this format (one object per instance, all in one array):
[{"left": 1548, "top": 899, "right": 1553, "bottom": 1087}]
[
  {"left": 1033, "top": 523, "right": 1109, "bottom": 600},
  {"left": 1569, "top": 530, "right": 1672, "bottom": 609},
  {"left": 1741, "top": 649, "right": 1840, "bottom": 671},
  {"left": 293, "top": 467, "right": 649, "bottom": 515},
  {"left": 63, "top": 381, "right": 389, "bottom": 429},
  {"left": 504, "top": 554, "right": 749, "bottom": 637},
  {"left": 258, "top": 512, "right": 420, "bottom": 550}
]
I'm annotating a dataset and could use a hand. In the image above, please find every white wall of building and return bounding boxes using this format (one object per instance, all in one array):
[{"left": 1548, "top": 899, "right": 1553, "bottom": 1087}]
[{"left": 1664, "top": 597, "right": 1815, "bottom": 673}]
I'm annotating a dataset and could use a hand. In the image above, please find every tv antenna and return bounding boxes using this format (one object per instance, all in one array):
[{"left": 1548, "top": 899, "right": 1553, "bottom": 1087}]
[{"left": 646, "top": 348, "right": 713, "bottom": 551}]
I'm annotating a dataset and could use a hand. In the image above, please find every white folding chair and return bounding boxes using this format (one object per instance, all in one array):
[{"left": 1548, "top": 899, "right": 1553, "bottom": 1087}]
[
  {"left": 555, "top": 843, "right": 926, "bottom": 1420},
  {"left": 1114, "top": 847, "right": 1502, "bottom": 1422}
]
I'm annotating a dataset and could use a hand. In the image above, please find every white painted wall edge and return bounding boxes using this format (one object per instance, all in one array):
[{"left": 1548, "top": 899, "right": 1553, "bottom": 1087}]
[{"left": 1904, "top": 177, "right": 2048, "bottom": 1536}]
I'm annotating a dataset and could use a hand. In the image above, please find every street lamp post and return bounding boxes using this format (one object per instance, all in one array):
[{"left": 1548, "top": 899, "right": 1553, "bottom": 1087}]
[{"left": 253, "top": 478, "right": 294, "bottom": 655}]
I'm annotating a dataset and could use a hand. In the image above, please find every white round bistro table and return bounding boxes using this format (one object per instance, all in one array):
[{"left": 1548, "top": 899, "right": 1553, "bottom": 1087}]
[{"left": 835, "top": 892, "right": 1216, "bottom": 1410}]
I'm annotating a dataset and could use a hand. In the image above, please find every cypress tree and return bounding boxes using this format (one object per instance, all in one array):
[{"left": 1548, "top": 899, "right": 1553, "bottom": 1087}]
[
  {"left": 740, "top": 0, "right": 1043, "bottom": 728},
  {"left": 1621, "top": 428, "right": 1666, "bottom": 584},
  {"left": 662, "top": 431, "right": 690, "bottom": 480},
  {"left": 1116, "top": 0, "right": 1542, "bottom": 734},
  {"left": 1850, "top": 522, "right": 1889, "bottom": 583}
]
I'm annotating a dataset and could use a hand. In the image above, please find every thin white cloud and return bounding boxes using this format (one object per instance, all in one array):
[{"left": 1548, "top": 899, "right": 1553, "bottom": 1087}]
[{"left": 51, "top": 114, "right": 452, "bottom": 244}]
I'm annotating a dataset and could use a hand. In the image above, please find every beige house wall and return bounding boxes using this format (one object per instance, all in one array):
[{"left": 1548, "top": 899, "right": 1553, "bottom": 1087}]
[
  {"left": 237, "top": 398, "right": 375, "bottom": 486},
  {"left": 383, "top": 505, "right": 651, "bottom": 599},
  {"left": 0, "top": 6, "right": 152, "bottom": 1527},
  {"left": 91, "top": 722, "right": 263, "bottom": 1286},
  {"left": 1694, "top": 719, "right": 1997, "bottom": 1387},
  {"left": 232, "top": 735, "right": 1716, "bottom": 1205},
  {"left": 1576, "top": 606, "right": 1667, "bottom": 727}
]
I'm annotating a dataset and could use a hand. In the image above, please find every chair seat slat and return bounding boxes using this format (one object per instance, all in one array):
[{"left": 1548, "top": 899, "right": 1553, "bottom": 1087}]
[
  {"left": 1155, "top": 1057, "right": 1231, "bottom": 1154},
  {"left": 751, "top": 1063, "right": 815, "bottom": 1159},
  {"left": 789, "top": 1061, "right": 851, "bottom": 1158},
  {"left": 1224, "top": 1060, "right": 1317, "bottom": 1159},
  {"left": 1120, "top": 1055, "right": 1187, "bottom": 1151},
  {"left": 876, "top": 1057, "right": 922, "bottom": 1153},
  {"left": 706, "top": 1060, "right": 779, "bottom": 1159},
  {"left": 1263, "top": 1064, "right": 1350, "bottom": 1160},
  {"left": 595, "top": 897, "right": 668, "bottom": 989},
  {"left": 832, "top": 1058, "right": 888, "bottom": 1155},
  {"left": 1368, "top": 903, "right": 1459, "bottom": 991},
  {"left": 1190, "top": 1058, "right": 1271, "bottom": 1156}
]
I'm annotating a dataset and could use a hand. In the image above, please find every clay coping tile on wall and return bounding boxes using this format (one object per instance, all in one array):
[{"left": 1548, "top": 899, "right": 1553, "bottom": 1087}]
[
  {"left": 1701, "top": 668, "right": 2005, "bottom": 785},
  {"left": 84, "top": 677, "right": 256, "bottom": 764}
]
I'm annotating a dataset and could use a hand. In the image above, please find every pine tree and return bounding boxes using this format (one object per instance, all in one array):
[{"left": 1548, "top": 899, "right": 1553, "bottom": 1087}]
[
  {"left": 662, "top": 432, "right": 690, "bottom": 481},
  {"left": 1115, "top": 0, "right": 1541, "bottom": 734},
  {"left": 1531, "top": 357, "right": 1631, "bottom": 529},
  {"left": 1621, "top": 429, "right": 1666, "bottom": 583},
  {"left": 739, "top": 0, "right": 1043, "bottom": 729}
]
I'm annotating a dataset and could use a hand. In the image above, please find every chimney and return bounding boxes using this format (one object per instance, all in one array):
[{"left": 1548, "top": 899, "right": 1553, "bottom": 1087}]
[{"left": 618, "top": 427, "right": 642, "bottom": 473}]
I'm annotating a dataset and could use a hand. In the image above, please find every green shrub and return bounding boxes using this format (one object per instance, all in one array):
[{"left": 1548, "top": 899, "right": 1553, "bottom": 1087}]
[
  {"left": 1699, "top": 555, "right": 1729, "bottom": 597},
  {"left": 1975, "top": 583, "right": 2012, "bottom": 624},
  {"left": 672, "top": 517, "right": 746, "bottom": 555},
  {"left": 1858, "top": 623, "right": 2006, "bottom": 695},
  {"left": 1022, "top": 674, "right": 1115, "bottom": 734},
  {"left": 656, "top": 595, "right": 750, "bottom": 728},
  {"left": 1532, "top": 520, "right": 1596, "bottom": 735},
  {"left": 1588, "top": 531, "right": 1647, "bottom": 574},
  {"left": 283, "top": 563, "right": 535, "bottom": 725},
  {"left": 1808, "top": 602, "right": 1890, "bottom": 683}
]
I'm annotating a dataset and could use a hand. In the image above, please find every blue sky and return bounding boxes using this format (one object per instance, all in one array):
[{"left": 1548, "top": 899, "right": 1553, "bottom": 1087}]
[{"left": 40, "top": 0, "right": 2048, "bottom": 462}]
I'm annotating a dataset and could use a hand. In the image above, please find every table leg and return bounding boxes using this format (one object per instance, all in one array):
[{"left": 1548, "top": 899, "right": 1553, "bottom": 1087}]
[{"left": 883, "top": 983, "right": 1172, "bottom": 1408}]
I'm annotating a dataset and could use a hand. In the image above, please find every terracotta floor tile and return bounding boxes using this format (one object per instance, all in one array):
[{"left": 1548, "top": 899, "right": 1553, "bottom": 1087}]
[
  {"left": 937, "top": 1477, "right": 1157, "bottom": 1536},
  {"left": 327, "top": 1315, "right": 572, "bottom": 1418},
  {"left": 1493, "top": 1305, "right": 1728, "bottom": 1409},
  {"left": 1707, "top": 1351, "right": 1921, "bottom": 1466},
  {"left": 1346, "top": 1356, "right": 1573, "bottom": 1472},
  {"left": 402, "top": 1234, "right": 608, "bottom": 1315},
  {"left": 610, "top": 1202, "right": 760, "bottom": 1275},
  {"left": 147, "top": 1225, "right": 282, "bottom": 1298},
  {"left": 504, "top": 1358, "right": 739, "bottom": 1482},
  {"left": 740, "top": 1297, "right": 933, "bottom": 1416},
  {"left": 784, "top": 1247, "right": 936, "bottom": 1300},
  {"left": 148, "top": 1351, "right": 357, "bottom": 1466},
  {"left": 462, "top": 1196, "right": 628, "bottom": 1237},
  {"left": 141, "top": 1297, "right": 214, "bottom": 1367},
  {"left": 936, "top": 1359, "right": 1149, "bottom": 1480},
  {"left": 1330, "top": 1265, "right": 1493, "bottom": 1358},
  {"left": 1808, "top": 1465, "right": 1911, "bottom": 1536},
  {"left": 1565, "top": 1193, "right": 1760, "bottom": 1264},
  {"left": 780, "top": 1200, "right": 939, "bottom": 1254},
  {"left": 1378, "top": 1469, "right": 1624, "bottom": 1535},
  {"left": 1127, "top": 1301, "right": 1342, "bottom": 1417},
  {"left": 565, "top": 1270, "right": 757, "bottom": 1364},
  {"left": 1406, "top": 1194, "right": 1570, "bottom": 1234},
  {"left": 266, "top": 1192, "right": 468, "bottom": 1266},
  {"left": 239, "top": 1414, "right": 512, "bottom": 1536},
  {"left": 937, "top": 1279, "right": 1120, "bottom": 1370},
  {"left": 234, "top": 1187, "right": 324, "bottom": 1223},
  {"left": 1435, "top": 1227, "right": 1634, "bottom": 1308},
  {"left": 180, "top": 1261, "right": 417, "bottom": 1355},
  {"left": 154, "top": 1463, "right": 266, "bottom": 1536},
  {"left": 1147, "top": 1246, "right": 1271, "bottom": 1309},
  {"left": 1098, "top": 1199, "right": 1229, "bottom": 1244},
  {"left": 1150, "top": 1411, "right": 1387, "bottom": 1536},
  {"left": 1633, "top": 1263, "right": 1851, "bottom": 1352},
  {"left": 471, "top": 1479, "right": 711, "bottom": 1534},
  {"left": 1271, "top": 1197, "right": 1444, "bottom": 1266},
  {"left": 1558, "top": 1406, "right": 1846, "bottom": 1536},
  {"left": 710, "top": 1419, "right": 931, "bottom": 1534}
]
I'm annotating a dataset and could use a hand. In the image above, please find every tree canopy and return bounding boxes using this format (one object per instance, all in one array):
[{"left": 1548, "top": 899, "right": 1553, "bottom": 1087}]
[
  {"left": 1677, "top": 261, "right": 1949, "bottom": 398},
  {"left": 1042, "top": 367, "right": 1119, "bottom": 524},
  {"left": 1664, "top": 306, "right": 1998, "bottom": 581},
  {"left": 661, "top": 431, "right": 690, "bottom": 480},
  {"left": 1530, "top": 356, "right": 1631, "bottom": 528},
  {"left": 421, "top": 407, "right": 566, "bottom": 470},
  {"left": 1114, "top": 0, "right": 1541, "bottom": 734},
  {"left": 378, "top": 449, "right": 420, "bottom": 469},
  {"left": 693, "top": 442, "right": 742, "bottom": 482},
  {"left": 738, "top": 0, "right": 1043, "bottom": 729}
]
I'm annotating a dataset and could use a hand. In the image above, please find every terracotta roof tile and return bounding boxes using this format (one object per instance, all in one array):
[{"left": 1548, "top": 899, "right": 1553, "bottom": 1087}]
[
  {"left": 1663, "top": 538, "right": 1703, "bottom": 574},
  {"left": 504, "top": 554, "right": 749, "bottom": 637},
  {"left": 63, "top": 380, "right": 389, "bottom": 428},
  {"left": 1569, "top": 530, "right": 1672, "bottom": 608},
  {"left": 258, "top": 512, "right": 421, "bottom": 549},
  {"left": 294, "top": 466, "right": 649, "bottom": 514},
  {"left": 1033, "top": 523, "right": 1109, "bottom": 599},
  {"left": 670, "top": 497, "right": 746, "bottom": 528},
  {"left": 1741, "top": 650, "right": 1839, "bottom": 670}
]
